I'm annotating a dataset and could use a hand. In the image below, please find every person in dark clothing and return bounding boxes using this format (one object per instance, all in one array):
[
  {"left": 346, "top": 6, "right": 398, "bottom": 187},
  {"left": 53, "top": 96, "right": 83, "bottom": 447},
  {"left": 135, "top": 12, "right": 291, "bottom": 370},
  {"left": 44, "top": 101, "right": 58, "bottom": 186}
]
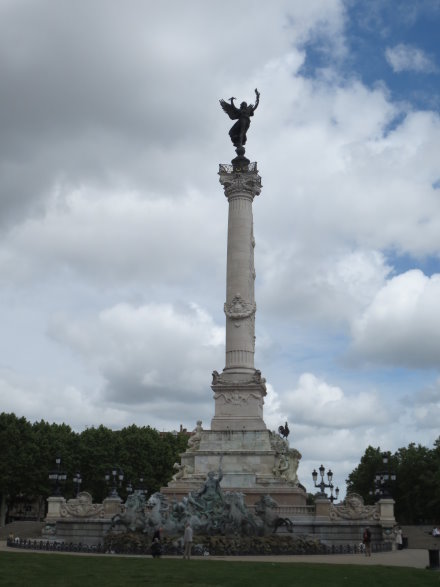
[
  {"left": 151, "top": 527, "right": 162, "bottom": 558},
  {"left": 363, "top": 526, "right": 372, "bottom": 556}
]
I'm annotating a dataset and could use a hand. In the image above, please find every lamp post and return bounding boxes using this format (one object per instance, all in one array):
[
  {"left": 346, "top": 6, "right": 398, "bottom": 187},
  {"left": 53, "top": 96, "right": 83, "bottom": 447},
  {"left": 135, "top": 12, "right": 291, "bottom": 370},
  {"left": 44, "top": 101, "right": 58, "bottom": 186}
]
[
  {"left": 73, "top": 471, "right": 82, "bottom": 497},
  {"left": 312, "top": 464, "right": 339, "bottom": 502},
  {"left": 48, "top": 456, "right": 67, "bottom": 496},
  {"left": 138, "top": 476, "right": 146, "bottom": 495},
  {"left": 371, "top": 452, "right": 396, "bottom": 499},
  {"left": 105, "top": 468, "right": 124, "bottom": 498}
]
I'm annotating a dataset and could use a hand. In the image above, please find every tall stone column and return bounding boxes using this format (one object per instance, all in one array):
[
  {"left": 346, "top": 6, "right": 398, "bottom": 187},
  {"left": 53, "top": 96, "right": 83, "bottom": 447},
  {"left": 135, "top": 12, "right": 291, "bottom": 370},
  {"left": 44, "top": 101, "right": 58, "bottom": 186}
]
[{"left": 211, "top": 163, "right": 267, "bottom": 431}]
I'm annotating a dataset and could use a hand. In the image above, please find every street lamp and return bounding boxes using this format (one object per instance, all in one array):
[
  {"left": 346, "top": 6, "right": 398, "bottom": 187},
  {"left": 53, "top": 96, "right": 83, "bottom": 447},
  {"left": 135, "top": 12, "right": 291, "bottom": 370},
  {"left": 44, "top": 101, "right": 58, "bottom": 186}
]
[
  {"left": 73, "top": 471, "right": 82, "bottom": 497},
  {"left": 312, "top": 464, "right": 339, "bottom": 502},
  {"left": 372, "top": 452, "right": 396, "bottom": 499},
  {"left": 105, "top": 467, "right": 124, "bottom": 498},
  {"left": 48, "top": 456, "right": 67, "bottom": 496}
]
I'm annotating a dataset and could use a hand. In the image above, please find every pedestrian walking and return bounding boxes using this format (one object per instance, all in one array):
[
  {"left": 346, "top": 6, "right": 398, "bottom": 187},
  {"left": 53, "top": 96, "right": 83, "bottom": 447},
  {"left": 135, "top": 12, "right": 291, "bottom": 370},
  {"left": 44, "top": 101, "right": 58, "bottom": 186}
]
[
  {"left": 395, "top": 527, "right": 403, "bottom": 550},
  {"left": 363, "top": 526, "right": 372, "bottom": 557},
  {"left": 151, "top": 526, "right": 162, "bottom": 558},
  {"left": 183, "top": 522, "right": 193, "bottom": 560}
]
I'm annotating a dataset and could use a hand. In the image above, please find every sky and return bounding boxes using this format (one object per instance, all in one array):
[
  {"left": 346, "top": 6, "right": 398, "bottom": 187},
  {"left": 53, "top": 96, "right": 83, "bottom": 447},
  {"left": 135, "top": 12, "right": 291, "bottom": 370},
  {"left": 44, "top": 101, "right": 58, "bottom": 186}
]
[{"left": 1, "top": 0, "right": 440, "bottom": 498}]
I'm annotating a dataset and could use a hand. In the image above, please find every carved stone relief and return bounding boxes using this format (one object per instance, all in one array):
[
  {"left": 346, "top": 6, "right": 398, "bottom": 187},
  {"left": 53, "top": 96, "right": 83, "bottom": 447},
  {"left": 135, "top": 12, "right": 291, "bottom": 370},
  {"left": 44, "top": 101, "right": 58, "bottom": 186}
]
[
  {"left": 60, "top": 492, "right": 104, "bottom": 519},
  {"left": 330, "top": 493, "right": 380, "bottom": 521},
  {"left": 224, "top": 293, "right": 256, "bottom": 326},
  {"left": 270, "top": 430, "right": 302, "bottom": 486},
  {"left": 269, "top": 431, "right": 289, "bottom": 454},
  {"left": 187, "top": 420, "right": 203, "bottom": 451},
  {"left": 212, "top": 370, "right": 266, "bottom": 390},
  {"left": 214, "top": 391, "right": 262, "bottom": 406},
  {"left": 172, "top": 462, "right": 194, "bottom": 480}
]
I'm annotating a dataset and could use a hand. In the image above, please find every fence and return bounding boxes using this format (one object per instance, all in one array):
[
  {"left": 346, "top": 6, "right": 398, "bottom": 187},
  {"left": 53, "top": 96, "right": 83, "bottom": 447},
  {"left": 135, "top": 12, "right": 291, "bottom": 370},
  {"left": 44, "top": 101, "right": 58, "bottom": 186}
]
[{"left": 7, "top": 536, "right": 392, "bottom": 556}]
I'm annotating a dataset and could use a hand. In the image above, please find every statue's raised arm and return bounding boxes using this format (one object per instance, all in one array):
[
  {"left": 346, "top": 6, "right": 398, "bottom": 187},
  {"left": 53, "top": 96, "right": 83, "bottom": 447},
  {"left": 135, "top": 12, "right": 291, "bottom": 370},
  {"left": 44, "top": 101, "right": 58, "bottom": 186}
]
[
  {"left": 220, "top": 89, "right": 260, "bottom": 151},
  {"left": 253, "top": 88, "right": 260, "bottom": 112}
]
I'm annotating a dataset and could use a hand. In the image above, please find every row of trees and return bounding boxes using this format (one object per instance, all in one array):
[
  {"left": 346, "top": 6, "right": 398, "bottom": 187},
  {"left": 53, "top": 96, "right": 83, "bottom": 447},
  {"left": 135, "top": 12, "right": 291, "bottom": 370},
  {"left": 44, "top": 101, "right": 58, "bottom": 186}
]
[
  {"left": 346, "top": 438, "right": 440, "bottom": 524},
  {"left": 3, "top": 411, "right": 439, "bottom": 526},
  {"left": 0, "top": 412, "right": 188, "bottom": 525}
]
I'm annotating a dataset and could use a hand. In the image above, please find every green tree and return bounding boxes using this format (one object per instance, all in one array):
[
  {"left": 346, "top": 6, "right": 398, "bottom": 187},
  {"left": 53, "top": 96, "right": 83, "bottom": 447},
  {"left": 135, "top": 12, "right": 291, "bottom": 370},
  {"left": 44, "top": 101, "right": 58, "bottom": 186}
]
[
  {"left": 429, "top": 437, "right": 440, "bottom": 521},
  {"left": 32, "top": 419, "right": 78, "bottom": 498},
  {"left": 76, "top": 424, "right": 188, "bottom": 501},
  {"left": 116, "top": 425, "right": 188, "bottom": 496},
  {"left": 345, "top": 446, "right": 383, "bottom": 504},
  {"left": 0, "top": 412, "right": 189, "bottom": 523},
  {"left": 393, "top": 442, "right": 436, "bottom": 524},
  {"left": 0, "top": 413, "right": 34, "bottom": 524},
  {"left": 347, "top": 438, "right": 440, "bottom": 524},
  {"left": 77, "top": 425, "right": 119, "bottom": 501}
]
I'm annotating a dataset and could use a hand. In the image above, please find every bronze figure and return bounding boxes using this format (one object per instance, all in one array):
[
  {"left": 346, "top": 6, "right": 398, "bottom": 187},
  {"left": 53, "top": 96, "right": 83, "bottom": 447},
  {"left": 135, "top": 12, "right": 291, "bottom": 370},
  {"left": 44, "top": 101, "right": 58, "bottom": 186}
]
[{"left": 220, "top": 89, "right": 260, "bottom": 149}]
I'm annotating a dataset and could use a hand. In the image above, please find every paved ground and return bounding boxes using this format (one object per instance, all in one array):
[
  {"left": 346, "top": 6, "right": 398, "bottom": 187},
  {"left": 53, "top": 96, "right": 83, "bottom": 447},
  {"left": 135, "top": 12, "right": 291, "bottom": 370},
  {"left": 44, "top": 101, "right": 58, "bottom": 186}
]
[
  {"left": 0, "top": 540, "right": 433, "bottom": 569},
  {"left": 207, "top": 550, "right": 431, "bottom": 568}
]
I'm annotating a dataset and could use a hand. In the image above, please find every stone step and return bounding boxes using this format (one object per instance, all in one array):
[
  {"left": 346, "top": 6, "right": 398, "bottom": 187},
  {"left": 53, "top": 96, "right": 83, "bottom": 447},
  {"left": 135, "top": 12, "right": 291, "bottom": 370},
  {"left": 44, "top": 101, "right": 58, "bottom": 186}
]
[{"left": 400, "top": 525, "right": 440, "bottom": 550}]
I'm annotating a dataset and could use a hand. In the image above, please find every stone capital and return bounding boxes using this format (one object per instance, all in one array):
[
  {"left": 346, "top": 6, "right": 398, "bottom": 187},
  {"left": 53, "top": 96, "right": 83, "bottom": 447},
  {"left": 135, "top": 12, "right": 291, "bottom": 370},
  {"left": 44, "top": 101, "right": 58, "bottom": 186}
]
[
  {"left": 219, "top": 166, "right": 262, "bottom": 200},
  {"left": 212, "top": 369, "right": 267, "bottom": 394}
]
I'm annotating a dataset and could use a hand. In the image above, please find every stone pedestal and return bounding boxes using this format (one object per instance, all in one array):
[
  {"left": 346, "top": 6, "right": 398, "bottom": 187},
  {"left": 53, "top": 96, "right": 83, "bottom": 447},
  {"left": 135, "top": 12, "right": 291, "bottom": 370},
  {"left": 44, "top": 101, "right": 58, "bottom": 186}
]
[
  {"left": 163, "top": 423, "right": 306, "bottom": 506},
  {"left": 315, "top": 496, "right": 331, "bottom": 519},
  {"left": 103, "top": 497, "right": 122, "bottom": 517},
  {"left": 378, "top": 498, "right": 395, "bottom": 526},
  {"left": 46, "top": 496, "right": 66, "bottom": 520},
  {"left": 211, "top": 370, "right": 267, "bottom": 432}
]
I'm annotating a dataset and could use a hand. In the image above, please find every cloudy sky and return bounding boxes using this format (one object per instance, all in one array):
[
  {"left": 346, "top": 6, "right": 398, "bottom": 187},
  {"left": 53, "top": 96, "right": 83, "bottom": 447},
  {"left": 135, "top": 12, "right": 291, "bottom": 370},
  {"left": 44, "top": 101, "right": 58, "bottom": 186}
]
[{"left": 1, "top": 0, "right": 440, "bottom": 496}]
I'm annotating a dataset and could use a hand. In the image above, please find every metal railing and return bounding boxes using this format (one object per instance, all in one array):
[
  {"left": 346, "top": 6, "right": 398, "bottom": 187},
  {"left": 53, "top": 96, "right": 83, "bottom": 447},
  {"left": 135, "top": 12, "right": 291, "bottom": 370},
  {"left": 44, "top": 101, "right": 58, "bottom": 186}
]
[
  {"left": 219, "top": 162, "right": 258, "bottom": 174},
  {"left": 7, "top": 536, "right": 393, "bottom": 556},
  {"left": 246, "top": 505, "right": 315, "bottom": 517},
  {"left": 7, "top": 537, "right": 105, "bottom": 553},
  {"left": 276, "top": 505, "right": 316, "bottom": 516}
]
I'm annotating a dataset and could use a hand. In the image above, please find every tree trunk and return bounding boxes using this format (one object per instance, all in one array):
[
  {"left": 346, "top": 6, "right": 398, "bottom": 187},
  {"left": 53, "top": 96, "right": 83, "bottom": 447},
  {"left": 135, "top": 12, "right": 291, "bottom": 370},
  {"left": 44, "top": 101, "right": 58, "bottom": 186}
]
[{"left": 0, "top": 493, "right": 8, "bottom": 527}]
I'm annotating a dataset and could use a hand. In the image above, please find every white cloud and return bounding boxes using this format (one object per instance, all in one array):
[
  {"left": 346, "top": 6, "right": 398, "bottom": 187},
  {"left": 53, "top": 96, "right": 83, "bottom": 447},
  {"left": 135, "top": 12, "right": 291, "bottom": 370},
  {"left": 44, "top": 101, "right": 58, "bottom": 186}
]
[
  {"left": 282, "top": 373, "right": 387, "bottom": 428},
  {"left": 259, "top": 248, "right": 391, "bottom": 325},
  {"left": 0, "top": 0, "right": 440, "bottom": 490},
  {"left": 0, "top": 368, "right": 120, "bottom": 430},
  {"left": 48, "top": 301, "right": 224, "bottom": 406},
  {"left": 385, "top": 43, "right": 438, "bottom": 73},
  {"left": 350, "top": 270, "right": 440, "bottom": 368},
  {"left": 0, "top": 187, "right": 226, "bottom": 291},
  {"left": 0, "top": 0, "right": 345, "bottom": 227},
  {"left": 405, "top": 377, "right": 440, "bottom": 429}
]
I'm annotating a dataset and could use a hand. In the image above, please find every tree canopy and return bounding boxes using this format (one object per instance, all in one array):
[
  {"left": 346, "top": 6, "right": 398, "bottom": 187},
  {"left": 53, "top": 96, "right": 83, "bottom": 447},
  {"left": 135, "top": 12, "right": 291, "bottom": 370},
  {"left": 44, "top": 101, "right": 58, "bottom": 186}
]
[
  {"left": 0, "top": 412, "right": 188, "bottom": 522},
  {"left": 346, "top": 438, "right": 440, "bottom": 524}
]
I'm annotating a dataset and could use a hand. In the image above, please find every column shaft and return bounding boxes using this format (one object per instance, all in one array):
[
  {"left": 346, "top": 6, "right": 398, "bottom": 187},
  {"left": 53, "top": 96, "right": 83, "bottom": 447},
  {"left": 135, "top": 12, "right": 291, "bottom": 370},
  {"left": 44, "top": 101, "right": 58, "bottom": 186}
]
[
  {"left": 211, "top": 164, "right": 266, "bottom": 431},
  {"left": 225, "top": 193, "right": 256, "bottom": 371}
]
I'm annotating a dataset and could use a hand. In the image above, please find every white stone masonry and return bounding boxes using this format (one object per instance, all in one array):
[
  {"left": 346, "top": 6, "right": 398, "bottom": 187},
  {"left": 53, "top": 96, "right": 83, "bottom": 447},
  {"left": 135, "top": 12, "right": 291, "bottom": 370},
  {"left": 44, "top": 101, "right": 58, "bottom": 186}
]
[{"left": 211, "top": 165, "right": 266, "bottom": 431}]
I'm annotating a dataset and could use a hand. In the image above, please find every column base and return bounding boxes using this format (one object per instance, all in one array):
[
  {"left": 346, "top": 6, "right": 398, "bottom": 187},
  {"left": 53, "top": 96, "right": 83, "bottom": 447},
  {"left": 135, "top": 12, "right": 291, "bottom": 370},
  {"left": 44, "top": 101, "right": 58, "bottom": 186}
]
[
  {"left": 164, "top": 428, "right": 305, "bottom": 506},
  {"left": 211, "top": 369, "right": 267, "bottom": 431}
]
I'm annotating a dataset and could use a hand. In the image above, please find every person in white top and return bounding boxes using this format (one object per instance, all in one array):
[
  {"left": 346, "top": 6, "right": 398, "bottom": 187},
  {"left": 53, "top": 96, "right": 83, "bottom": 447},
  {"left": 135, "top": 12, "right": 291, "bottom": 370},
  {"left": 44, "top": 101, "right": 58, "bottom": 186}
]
[
  {"left": 183, "top": 522, "right": 193, "bottom": 560},
  {"left": 395, "top": 527, "right": 403, "bottom": 550}
]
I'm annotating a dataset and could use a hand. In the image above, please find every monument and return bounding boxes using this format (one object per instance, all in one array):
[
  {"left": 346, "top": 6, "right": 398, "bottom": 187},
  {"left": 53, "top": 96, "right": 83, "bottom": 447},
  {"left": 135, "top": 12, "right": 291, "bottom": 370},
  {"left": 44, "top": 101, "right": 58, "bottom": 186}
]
[
  {"left": 24, "top": 93, "right": 396, "bottom": 554},
  {"left": 163, "top": 91, "right": 306, "bottom": 505}
]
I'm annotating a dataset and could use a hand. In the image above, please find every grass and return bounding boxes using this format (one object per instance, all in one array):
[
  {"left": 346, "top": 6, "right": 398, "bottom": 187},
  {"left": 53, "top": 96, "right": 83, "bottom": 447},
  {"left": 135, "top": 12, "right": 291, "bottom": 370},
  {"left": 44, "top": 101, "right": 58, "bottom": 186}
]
[{"left": 1, "top": 551, "right": 438, "bottom": 587}]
